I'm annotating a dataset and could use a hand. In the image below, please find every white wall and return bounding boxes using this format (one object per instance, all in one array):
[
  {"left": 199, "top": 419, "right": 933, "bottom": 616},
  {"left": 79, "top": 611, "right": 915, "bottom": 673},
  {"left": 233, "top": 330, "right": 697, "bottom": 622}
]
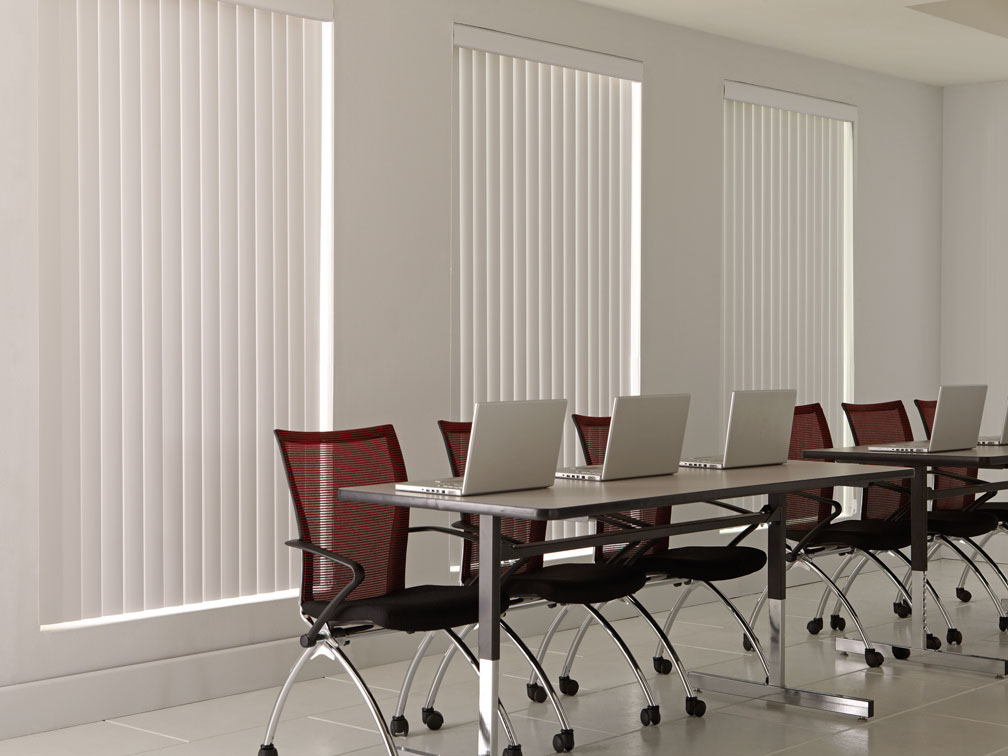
[
  {"left": 941, "top": 82, "right": 1008, "bottom": 411},
  {"left": 0, "top": 0, "right": 943, "bottom": 738},
  {"left": 939, "top": 81, "right": 1008, "bottom": 560}
]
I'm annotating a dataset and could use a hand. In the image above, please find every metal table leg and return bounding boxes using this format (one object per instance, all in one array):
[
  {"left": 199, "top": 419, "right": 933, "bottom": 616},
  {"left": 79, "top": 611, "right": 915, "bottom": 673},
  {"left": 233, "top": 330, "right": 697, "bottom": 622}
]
[
  {"left": 689, "top": 494, "right": 875, "bottom": 718},
  {"left": 478, "top": 515, "right": 501, "bottom": 756}
]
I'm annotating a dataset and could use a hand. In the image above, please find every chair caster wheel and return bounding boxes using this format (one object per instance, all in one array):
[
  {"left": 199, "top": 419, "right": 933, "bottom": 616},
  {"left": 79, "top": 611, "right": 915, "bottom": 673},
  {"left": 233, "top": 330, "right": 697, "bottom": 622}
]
[
  {"left": 864, "top": 649, "right": 884, "bottom": 668},
  {"left": 389, "top": 715, "right": 409, "bottom": 737},
  {"left": 892, "top": 646, "right": 911, "bottom": 660},
  {"left": 685, "top": 696, "right": 706, "bottom": 717},
  {"left": 742, "top": 634, "right": 753, "bottom": 652},
  {"left": 552, "top": 729, "right": 574, "bottom": 752},
  {"left": 258, "top": 746, "right": 278, "bottom": 756},
  {"left": 945, "top": 629, "right": 961, "bottom": 646},
  {"left": 807, "top": 617, "right": 824, "bottom": 635},
  {"left": 927, "top": 633, "right": 943, "bottom": 650},
  {"left": 999, "top": 617, "right": 1008, "bottom": 633},
  {"left": 639, "top": 704, "right": 661, "bottom": 726},
  {"left": 653, "top": 656, "right": 674, "bottom": 674},
  {"left": 956, "top": 587, "right": 972, "bottom": 603},
  {"left": 526, "top": 683, "right": 548, "bottom": 703},
  {"left": 893, "top": 601, "right": 912, "bottom": 619},
  {"left": 558, "top": 676, "right": 579, "bottom": 696},
  {"left": 502, "top": 745, "right": 523, "bottom": 756},
  {"left": 829, "top": 614, "right": 846, "bottom": 631},
  {"left": 421, "top": 707, "right": 443, "bottom": 731}
]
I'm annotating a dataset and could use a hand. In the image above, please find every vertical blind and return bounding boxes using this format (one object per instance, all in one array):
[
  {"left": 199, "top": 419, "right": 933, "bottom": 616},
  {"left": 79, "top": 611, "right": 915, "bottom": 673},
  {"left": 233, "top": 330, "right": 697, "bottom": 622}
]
[
  {"left": 39, "top": 0, "right": 333, "bottom": 623},
  {"left": 722, "top": 89, "right": 854, "bottom": 479},
  {"left": 454, "top": 34, "right": 641, "bottom": 540}
]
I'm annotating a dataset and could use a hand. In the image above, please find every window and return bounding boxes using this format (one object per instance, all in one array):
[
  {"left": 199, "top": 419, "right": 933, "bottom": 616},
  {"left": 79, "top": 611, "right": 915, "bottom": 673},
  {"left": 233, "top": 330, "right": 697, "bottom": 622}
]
[
  {"left": 37, "top": 0, "right": 334, "bottom": 623},
  {"left": 452, "top": 26, "right": 642, "bottom": 538},
  {"left": 722, "top": 82, "right": 855, "bottom": 509}
]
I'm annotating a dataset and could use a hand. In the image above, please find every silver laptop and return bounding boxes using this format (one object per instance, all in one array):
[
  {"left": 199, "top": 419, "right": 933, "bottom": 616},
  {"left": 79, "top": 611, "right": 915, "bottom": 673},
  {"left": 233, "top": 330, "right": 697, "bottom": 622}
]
[
  {"left": 556, "top": 394, "right": 691, "bottom": 481},
  {"left": 978, "top": 398, "right": 1008, "bottom": 446},
  {"left": 867, "top": 384, "right": 987, "bottom": 453},
  {"left": 680, "top": 389, "right": 797, "bottom": 469},
  {"left": 396, "top": 399, "right": 567, "bottom": 495}
]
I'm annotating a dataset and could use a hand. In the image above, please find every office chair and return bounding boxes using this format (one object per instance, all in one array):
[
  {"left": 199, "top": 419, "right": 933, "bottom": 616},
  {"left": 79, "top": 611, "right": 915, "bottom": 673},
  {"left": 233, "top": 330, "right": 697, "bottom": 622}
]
[
  {"left": 833, "top": 400, "right": 1002, "bottom": 636},
  {"left": 548, "top": 414, "right": 771, "bottom": 700},
  {"left": 913, "top": 399, "right": 1008, "bottom": 628},
  {"left": 397, "top": 419, "right": 698, "bottom": 732},
  {"left": 262, "top": 426, "right": 524, "bottom": 756}
]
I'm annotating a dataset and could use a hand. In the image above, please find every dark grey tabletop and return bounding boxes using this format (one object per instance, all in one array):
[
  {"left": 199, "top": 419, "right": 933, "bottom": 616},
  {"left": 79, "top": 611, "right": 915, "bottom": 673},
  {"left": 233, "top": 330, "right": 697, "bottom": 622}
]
[
  {"left": 803, "top": 445, "right": 1008, "bottom": 468},
  {"left": 339, "top": 461, "right": 913, "bottom": 520}
]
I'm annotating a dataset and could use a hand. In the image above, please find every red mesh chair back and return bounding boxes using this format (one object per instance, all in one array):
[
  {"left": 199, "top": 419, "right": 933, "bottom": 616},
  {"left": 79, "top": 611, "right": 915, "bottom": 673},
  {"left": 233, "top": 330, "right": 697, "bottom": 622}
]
[
  {"left": 572, "top": 414, "right": 612, "bottom": 466},
  {"left": 914, "top": 399, "right": 976, "bottom": 511},
  {"left": 436, "top": 420, "right": 546, "bottom": 582},
  {"left": 842, "top": 401, "right": 913, "bottom": 520},
  {"left": 571, "top": 415, "right": 671, "bottom": 563},
  {"left": 275, "top": 425, "right": 410, "bottom": 606},
  {"left": 786, "top": 404, "right": 836, "bottom": 530}
]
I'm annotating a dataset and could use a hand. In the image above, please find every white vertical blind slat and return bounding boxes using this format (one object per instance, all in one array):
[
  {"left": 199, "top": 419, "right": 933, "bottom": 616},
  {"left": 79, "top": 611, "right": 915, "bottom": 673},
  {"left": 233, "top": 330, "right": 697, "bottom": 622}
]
[
  {"left": 120, "top": 0, "right": 144, "bottom": 615},
  {"left": 180, "top": 0, "right": 203, "bottom": 606},
  {"left": 98, "top": 0, "right": 125, "bottom": 616},
  {"left": 77, "top": 0, "right": 102, "bottom": 620},
  {"left": 200, "top": 0, "right": 223, "bottom": 603},
  {"left": 218, "top": 0, "right": 241, "bottom": 601}
]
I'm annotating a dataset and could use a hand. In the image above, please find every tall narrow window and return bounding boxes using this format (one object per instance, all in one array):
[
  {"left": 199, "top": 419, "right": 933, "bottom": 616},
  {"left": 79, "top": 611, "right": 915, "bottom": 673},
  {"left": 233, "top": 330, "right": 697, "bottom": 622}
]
[
  {"left": 38, "top": 0, "right": 334, "bottom": 624},
  {"left": 453, "top": 26, "right": 642, "bottom": 536},
  {"left": 722, "top": 83, "right": 855, "bottom": 489}
]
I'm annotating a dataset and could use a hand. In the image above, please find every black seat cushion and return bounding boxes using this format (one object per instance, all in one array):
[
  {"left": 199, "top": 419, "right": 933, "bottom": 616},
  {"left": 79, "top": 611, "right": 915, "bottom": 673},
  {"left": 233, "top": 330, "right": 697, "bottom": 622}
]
[
  {"left": 506, "top": 563, "right": 646, "bottom": 605},
  {"left": 979, "top": 502, "right": 1008, "bottom": 525},
  {"left": 789, "top": 520, "right": 910, "bottom": 552},
  {"left": 927, "top": 510, "right": 999, "bottom": 539},
  {"left": 303, "top": 584, "right": 508, "bottom": 633},
  {"left": 637, "top": 546, "right": 767, "bottom": 582}
]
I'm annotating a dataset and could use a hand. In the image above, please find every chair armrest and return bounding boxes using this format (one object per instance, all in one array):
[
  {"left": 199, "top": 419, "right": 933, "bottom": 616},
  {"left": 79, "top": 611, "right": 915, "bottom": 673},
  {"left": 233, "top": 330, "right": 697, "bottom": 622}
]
[
  {"left": 867, "top": 480, "right": 910, "bottom": 496},
  {"left": 726, "top": 505, "right": 774, "bottom": 547},
  {"left": 705, "top": 500, "right": 751, "bottom": 515},
  {"left": 787, "top": 499, "right": 842, "bottom": 560},
  {"left": 285, "top": 539, "right": 365, "bottom": 648}
]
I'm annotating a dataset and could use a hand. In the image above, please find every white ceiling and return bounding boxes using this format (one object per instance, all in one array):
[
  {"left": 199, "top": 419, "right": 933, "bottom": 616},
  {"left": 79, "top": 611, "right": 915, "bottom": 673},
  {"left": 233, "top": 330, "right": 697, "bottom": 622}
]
[{"left": 578, "top": 0, "right": 1008, "bottom": 86}]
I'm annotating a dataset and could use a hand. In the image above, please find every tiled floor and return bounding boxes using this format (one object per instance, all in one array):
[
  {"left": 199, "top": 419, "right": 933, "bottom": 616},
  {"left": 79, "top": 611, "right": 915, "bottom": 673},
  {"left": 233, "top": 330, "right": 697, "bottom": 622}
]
[{"left": 6, "top": 561, "right": 1008, "bottom": 756}]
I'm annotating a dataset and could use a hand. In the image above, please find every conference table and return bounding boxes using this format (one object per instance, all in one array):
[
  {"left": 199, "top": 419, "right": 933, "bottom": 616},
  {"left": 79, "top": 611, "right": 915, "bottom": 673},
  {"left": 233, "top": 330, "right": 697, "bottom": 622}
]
[
  {"left": 803, "top": 445, "right": 1008, "bottom": 675},
  {"left": 343, "top": 460, "right": 911, "bottom": 756}
]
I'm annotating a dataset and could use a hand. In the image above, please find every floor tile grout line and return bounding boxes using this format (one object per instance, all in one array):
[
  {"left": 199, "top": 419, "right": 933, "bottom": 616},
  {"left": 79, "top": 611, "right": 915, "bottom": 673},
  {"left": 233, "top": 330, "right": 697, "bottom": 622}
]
[
  {"left": 307, "top": 714, "right": 381, "bottom": 734},
  {"left": 930, "top": 710, "right": 1008, "bottom": 730},
  {"left": 104, "top": 719, "right": 190, "bottom": 743}
]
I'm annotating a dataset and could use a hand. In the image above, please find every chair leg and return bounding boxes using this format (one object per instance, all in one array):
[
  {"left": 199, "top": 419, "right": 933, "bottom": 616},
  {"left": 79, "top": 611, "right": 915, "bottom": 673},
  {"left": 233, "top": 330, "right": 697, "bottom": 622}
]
[
  {"left": 822, "top": 553, "right": 867, "bottom": 631},
  {"left": 860, "top": 550, "right": 949, "bottom": 648},
  {"left": 651, "top": 580, "right": 698, "bottom": 660},
  {"left": 939, "top": 535, "right": 1007, "bottom": 625},
  {"left": 885, "top": 548, "right": 959, "bottom": 645},
  {"left": 624, "top": 594, "right": 706, "bottom": 717},
  {"left": 798, "top": 555, "right": 884, "bottom": 667},
  {"left": 748, "top": 560, "right": 808, "bottom": 647},
  {"left": 526, "top": 605, "right": 570, "bottom": 687},
  {"left": 258, "top": 645, "right": 315, "bottom": 755},
  {"left": 962, "top": 534, "right": 1008, "bottom": 618},
  {"left": 441, "top": 628, "right": 522, "bottom": 751},
  {"left": 418, "top": 623, "right": 474, "bottom": 732},
  {"left": 558, "top": 605, "right": 604, "bottom": 688},
  {"left": 390, "top": 630, "right": 436, "bottom": 734},
  {"left": 326, "top": 638, "right": 399, "bottom": 756},
  {"left": 580, "top": 604, "right": 663, "bottom": 726},
  {"left": 957, "top": 529, "right": 999, "bottom": 602},
  {"left": 701, "top": 581, "right": 771, "bottom": 683},
  {"left": 500, "top": 620, "right": 575, "bottom": 751}
]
